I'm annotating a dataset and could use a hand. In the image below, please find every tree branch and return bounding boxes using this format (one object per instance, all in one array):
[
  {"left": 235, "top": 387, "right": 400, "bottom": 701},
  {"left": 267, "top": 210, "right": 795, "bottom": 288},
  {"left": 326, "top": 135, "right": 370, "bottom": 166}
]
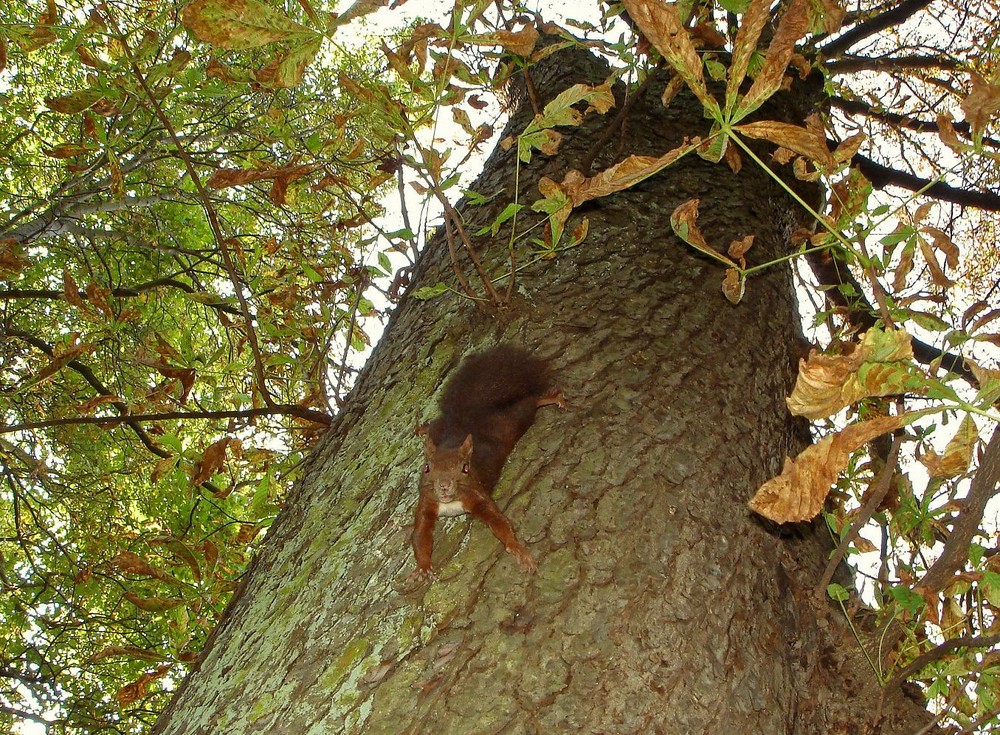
[
  {"left": 108, "top": 12, "right": 278, "bottom": 410},
  {"left": 818, "top": 0, "right": 935, "bottom": 59},
  {"left": 0, "top": 405, "right": 331, "bottom": 434},
  {"left": 5, "top": 328, "right": 171, "bottom": 458},
  {"left": 916, "top": 426, "right": 1000, "bottom": 596},
  {"left": 832, "top": 97, "right": 1000, "bottom": 150},
  {"left": 853, "top": 153, "right": 1000, "bottom": 211},
  {"left": 0, "top": 278, "right": 243, "bottom": 316},
  {"left": 825, "top": 54, "right": 961, "bottom": 76},
  {"left": 816, "top": 434, "right": 902, "bottom": 598},
  {"left": 888, "top": 631, "right": 1000, "bottom": 689}
]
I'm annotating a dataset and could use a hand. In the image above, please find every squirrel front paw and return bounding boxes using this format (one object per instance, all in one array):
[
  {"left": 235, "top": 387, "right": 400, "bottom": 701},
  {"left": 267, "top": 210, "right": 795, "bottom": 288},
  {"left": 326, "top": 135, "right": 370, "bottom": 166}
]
[
  {"left": 405, "top": 566, "right": 436, "bottom": 585},
  {"left": 508, "top": 545, "right": 537, "bottom": 573}
]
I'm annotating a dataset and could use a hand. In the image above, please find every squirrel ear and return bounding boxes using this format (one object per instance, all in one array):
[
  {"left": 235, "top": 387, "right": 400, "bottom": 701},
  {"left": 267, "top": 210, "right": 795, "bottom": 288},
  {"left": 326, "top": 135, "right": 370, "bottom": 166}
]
[
  {"left": 423, "top": 434, "right": 438, "bottom": 453},
  {"left": 460, "top": 434, "right": 474, "bottom": 453}
]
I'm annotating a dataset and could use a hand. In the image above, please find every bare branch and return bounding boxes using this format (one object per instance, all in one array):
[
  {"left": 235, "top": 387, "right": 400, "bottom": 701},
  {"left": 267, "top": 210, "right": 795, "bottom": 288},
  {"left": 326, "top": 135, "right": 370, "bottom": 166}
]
[
  {"left": 819, "top": 0, "right": 935, "bottom": 59},
  {"left": 852, "top": 153, "right": 1000, "bottom": 211},
  {"left": 832, "top": 97, "right": 1000, "bottom": 150},
  {"left": 825, "top": 54, "right": 961, "bottom": 75}
]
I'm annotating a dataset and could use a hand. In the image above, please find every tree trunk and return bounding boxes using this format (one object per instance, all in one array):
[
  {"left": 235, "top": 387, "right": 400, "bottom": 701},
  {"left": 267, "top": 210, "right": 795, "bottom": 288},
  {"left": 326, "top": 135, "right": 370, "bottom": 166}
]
[{"left": 154, "top": 48, "right": 935, "bottom": 735}]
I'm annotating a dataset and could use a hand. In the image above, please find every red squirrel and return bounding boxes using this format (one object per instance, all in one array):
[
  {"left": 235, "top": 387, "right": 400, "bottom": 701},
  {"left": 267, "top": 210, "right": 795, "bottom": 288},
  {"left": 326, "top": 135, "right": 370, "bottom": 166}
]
[{"left": 409, "top": 345, "right": 564, "bottom": 582}]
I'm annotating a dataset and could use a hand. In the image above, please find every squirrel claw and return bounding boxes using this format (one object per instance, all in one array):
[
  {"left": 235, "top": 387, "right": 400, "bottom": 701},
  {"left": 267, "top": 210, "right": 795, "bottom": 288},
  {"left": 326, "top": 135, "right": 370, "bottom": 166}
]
[
  {"left": 509, "top": 546, "right": 537, "bottom": 574},
  {"left": 406, "top": 567, "right": 435, "bottom": 585},
  {"left": 537, "top": 387, "right": 566, "bottom": 410}
]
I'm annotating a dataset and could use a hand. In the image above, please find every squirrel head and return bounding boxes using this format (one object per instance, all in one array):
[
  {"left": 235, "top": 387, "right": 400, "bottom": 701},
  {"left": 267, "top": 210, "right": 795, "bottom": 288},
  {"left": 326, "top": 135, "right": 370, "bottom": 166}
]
[{"left": 421, "top": 433, "right": 474, "bottom": 504}]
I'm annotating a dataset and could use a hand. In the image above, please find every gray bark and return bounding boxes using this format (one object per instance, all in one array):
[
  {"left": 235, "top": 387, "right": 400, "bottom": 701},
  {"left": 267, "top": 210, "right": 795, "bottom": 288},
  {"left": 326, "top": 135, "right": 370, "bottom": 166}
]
[{"left": 154, "top": 48, "right": 936, "bottom": 734}]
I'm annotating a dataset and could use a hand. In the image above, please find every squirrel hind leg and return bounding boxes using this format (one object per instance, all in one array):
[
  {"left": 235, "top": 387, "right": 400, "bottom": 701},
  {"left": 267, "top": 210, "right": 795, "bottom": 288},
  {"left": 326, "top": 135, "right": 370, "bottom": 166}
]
[{"left": 536, "top": 387, "right": 566, "bottom": 410}]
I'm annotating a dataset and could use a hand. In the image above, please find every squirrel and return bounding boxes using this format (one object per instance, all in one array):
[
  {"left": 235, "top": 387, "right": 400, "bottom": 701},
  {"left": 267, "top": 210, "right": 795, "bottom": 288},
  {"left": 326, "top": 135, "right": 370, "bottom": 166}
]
[{"left": 408, "top": 345, "right": 565, "bottom": 582}]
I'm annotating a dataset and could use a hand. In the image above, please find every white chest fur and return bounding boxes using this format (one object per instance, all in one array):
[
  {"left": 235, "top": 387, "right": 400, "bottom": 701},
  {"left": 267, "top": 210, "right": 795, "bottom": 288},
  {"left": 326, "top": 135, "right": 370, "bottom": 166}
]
[{"left": 437, "top": 499, "right": 468, "bottom": 517}]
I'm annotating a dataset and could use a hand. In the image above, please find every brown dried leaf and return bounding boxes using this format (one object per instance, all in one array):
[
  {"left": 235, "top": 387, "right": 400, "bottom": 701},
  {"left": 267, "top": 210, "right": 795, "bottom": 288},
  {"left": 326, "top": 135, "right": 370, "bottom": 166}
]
[
  {"left": 91, "top": 645, "right": 166, "bottom": 663},
  {"left": 921, "top": 226, "right": 959, "bottom": 270},
  {"left": 786, "top": 328, "right": 916, "bottom": 420},
  {"left": 721, "top": 268, "right": 745, "bottom": 304},
  {"left": 726, "top": 0, "right": 771, "bottom": 113},
  {"left": 112, "top": 551, "right": 166, "bottom": 579},
  {"left": 150, "top": 455, "right": 177, "bottom": 484},
  {"left": 63, "top": 271, "right": 85, "bottom": 308},
  {"left": 45, "top": 89, "right": 104, "bottom": 115},
  {"left": 917, "top": 234, "right": 955, "bottom": 288},
  {"left": 115, "top": 665, "right": 171, "bottom": 707},
  {"left": 85, "top": 282, "right": 114, "bottom": 318},
  {"left": 728, "top": 235, "right": 754, "bottom": 261},
  {"left": 816, "top": 0, "right": 846, "bottom": 34},
  {"left": 936, "top": 113, "right": 971, "bottom": 153},
  {"left": 723, "top": 143, "right": 742, "bottom": 173},
  {"left": 749, "top": 414, "right": 906, "bottom": 523},
  {"left": 738, "top": 0, "right": 809, "bottom": 118},
  {"left": 921, "top": 415, "right": 978, "bottom": 479},
  {"left": 669, "top": 199, "right": 736, "bottom": 267},
  {"left": 562, "top": 140, "right": 694, "bottom": 205},
  {"left": 77, "top": 394, "right": 122, "bottom": 414},
  {"left": 484, "top": 26, "right": 539, "bottom": 57},
  {"left": 206, "top": 164, "right": 316, "bottom": 190},
  {"left": 735, "top": 116, "right": 836, "bottom": 169},
  {"left": 892, "top": 243, "right": 914, "bottom": 292},
  {"left": 620, "top": 0, "right": 715, "bottom": 113},
  {"left": 191, "top": 437, "right": 239, "bottom": 486},
  {"left": 0, "top": 241, "right": 28, "bottom": 276},
  {"left": 44, "top": 143, "right": 92, "bottom": 159},
  {"left": 328, "top": 0, "right": 391, "bottom": 30},
  {"left": 962, "top": 301, "right": 989, "bottom": 330},
  {"left": 960, "top": 71, "right": 1000, "bottom": 140}
]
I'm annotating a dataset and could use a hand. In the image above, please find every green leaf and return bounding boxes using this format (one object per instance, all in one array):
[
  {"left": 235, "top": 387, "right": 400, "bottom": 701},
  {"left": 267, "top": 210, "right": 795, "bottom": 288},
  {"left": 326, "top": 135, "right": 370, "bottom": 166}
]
[
  {"left": 826, "top": 583, "right": 850, "bottom": 602},
  {"left": 413, "top": 282, "right": 449, "bottom": 300},
  {"left": 889, "top": 585, "right": 926, "bottom": 614},
  {"left": 182, "top": 0, "right": 317, "bottom": 50},
  {"left": 982, "top": 571, "right": 1000, "bottom": 607}
]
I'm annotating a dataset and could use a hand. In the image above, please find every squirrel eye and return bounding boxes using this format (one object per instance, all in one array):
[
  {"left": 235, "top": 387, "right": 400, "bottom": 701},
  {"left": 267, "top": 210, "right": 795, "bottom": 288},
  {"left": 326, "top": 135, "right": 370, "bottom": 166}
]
[
  {"left": 462, "top": 463, "right": 470, "bottom": 474},
  {"left": 423, "top": 464, "right": 430, "bottom": 473}
]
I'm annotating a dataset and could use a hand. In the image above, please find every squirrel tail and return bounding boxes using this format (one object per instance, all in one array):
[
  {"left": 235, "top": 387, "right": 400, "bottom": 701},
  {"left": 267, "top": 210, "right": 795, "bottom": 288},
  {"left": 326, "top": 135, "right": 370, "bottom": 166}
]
[{"left": 439, "top": 345, "right": 550, "bottom": 415}]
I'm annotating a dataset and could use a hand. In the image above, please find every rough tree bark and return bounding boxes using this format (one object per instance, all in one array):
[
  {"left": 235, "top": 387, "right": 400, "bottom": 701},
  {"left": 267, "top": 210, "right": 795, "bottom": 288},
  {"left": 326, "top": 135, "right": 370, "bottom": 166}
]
[{"left": 154, "top": 48, "right": 937, "bottom": 734}]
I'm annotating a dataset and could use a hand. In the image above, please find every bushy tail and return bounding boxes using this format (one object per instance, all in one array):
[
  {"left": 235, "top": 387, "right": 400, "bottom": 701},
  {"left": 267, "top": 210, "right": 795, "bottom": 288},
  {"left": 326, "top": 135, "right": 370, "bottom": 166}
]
[{"left": 439, "top": 345, "right": 550, "bottom": 416}]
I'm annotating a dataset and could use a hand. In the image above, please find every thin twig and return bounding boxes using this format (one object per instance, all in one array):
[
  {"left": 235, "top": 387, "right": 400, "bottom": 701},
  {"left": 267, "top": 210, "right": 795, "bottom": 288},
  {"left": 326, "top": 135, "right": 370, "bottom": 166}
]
[{"left": 816, "top": 433, "right": 903, "bottom": 598}]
